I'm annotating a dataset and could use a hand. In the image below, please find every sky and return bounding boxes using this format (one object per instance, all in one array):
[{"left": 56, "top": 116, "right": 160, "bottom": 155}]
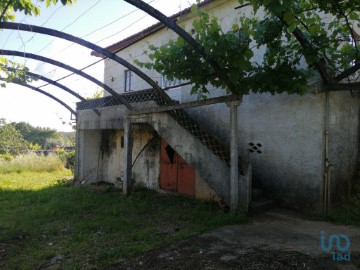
[{"left": 0, "top": 0, "right": 198, "bottom": 131}]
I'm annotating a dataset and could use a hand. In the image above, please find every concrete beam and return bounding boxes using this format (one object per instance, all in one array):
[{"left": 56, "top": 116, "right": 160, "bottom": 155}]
[{"left": 131, "top": 95, "right": 242, "bottom": 115}]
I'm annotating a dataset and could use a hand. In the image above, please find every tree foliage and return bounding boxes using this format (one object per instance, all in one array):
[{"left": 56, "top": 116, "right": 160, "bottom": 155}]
[
  {"left": 137, "top": 0, "right": 360, "bottom": 96},
  {"left": 0, "top": 119, "right": 28, "bottom": 155},
  {"left": 0, "top": 0, "right": 75, "bottom": 22},
  {"left": 11, "top": 122, "right": 58, "bottom": 148}
]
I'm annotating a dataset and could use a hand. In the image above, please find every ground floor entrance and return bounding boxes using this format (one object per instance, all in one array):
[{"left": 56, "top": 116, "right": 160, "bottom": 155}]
[{"left": 160, "top": 140, "right": 195, "bottom": 196}]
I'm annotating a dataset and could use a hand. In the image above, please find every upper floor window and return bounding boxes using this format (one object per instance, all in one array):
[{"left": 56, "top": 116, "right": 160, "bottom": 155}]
[
  {"left": 124, "top": 70, "right": 133, "bottom": 92},
  {"left": 161, "top": 75, "right": 183, "bottom": 89}
]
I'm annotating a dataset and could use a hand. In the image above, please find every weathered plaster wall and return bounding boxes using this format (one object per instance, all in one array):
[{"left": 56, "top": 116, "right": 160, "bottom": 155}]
[
  {"left": 131, "top": 127, "right": 161, "bottom": 190},
  {"left": 76, "top": 124, "right": 220, "bottom": 201},
  {"left": 76, "top": 129, "right": 101, "bottom": 184},
  {"left": 186, "top": 92, "right": 325, "bottom": 210},
  {"left": 328, "top": 91, "right": 359, "bottom": 203},
  {"left": 103, "top": 0, "right": 244, "bottom": 95},
  {"left": 195, "top": 173, "right": 218, "bottom": 200},
  {"left": 129, "top": 112, "right": 233, "bottom": 203},
  {"left": 98, "top": 129, "right": 122, "bottom": 184}
]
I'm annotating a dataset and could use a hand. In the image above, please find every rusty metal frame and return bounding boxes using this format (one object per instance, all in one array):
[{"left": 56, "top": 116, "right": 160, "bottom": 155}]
[
  {"left": 0, "top": 49, "right": 131, "bottom": 109},
  {"left": 3, "top": 67, "right": 101, "bottom": 116},
  {"left": 4, "top": 67, "right": 83, "bottom": 101},
  {"left": 0, "top": 22, "right": 173, "bottom": 106},
  {"left": 0, "top": 78, "right": 77, "bottom": 116}
]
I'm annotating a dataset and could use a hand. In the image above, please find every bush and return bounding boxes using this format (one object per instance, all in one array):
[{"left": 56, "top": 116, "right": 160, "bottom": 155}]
[
  {"left": 0, "top": 153, "right": 14, "bottom": 161},
  {"left": 0, "top": 154, "right": 65, "bottom": 174},
  {"left": 56, "top": 149, "right": 75, "bottom": 173}
]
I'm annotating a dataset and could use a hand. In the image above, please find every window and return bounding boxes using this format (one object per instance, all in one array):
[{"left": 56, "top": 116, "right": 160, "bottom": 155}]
[
  {"left": 124, "top": 70, "right": 133, "bottom": 92},
  {"left": 161, "top": 75, "right": 183, "bottom": 89}
]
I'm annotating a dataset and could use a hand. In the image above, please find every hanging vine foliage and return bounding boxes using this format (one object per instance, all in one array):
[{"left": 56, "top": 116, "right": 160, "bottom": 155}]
[{"left": 136, "top": 0, "right": 360, "bottom": 96}]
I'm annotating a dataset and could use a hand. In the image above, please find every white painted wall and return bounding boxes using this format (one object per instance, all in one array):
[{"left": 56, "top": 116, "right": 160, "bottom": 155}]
[{"left": 82, "top": 0, "right": 359, "bottom": 209}]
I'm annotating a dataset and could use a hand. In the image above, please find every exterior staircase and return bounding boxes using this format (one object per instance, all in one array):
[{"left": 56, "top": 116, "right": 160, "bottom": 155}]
[{"left": 78, "top": 89, "right": 253, "bottom": 210}]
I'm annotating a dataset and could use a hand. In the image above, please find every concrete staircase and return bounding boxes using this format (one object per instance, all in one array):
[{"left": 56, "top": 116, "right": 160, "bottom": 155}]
[
  {"left": 126, "top": 91, "right": 251, "bottom": 210},
  {"left": 78, "top": 89, "right": 252, "bottom": 210}
]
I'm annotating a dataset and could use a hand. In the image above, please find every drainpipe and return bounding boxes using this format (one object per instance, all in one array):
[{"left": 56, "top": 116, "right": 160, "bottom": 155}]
[{"left": 324, "top": 89, "right": 335, "bottom": 214}]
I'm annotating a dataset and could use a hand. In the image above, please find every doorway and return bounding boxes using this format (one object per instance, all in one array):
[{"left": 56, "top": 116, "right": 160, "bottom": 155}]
[{"left": 159, "top": 140, "right": 195, "bottom": 196}]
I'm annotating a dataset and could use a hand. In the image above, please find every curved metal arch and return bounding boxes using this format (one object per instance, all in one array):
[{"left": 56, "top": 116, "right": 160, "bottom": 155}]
[
  {"left": 122, "top": 0, "right": 233, "bottom": 92},
  {"left": 4, "top": 67, "right": 84, "bottom": 100},
  {"left": 0, "top": 78, "right": 77, "bottom": 116},
  {"left": 0, "top": 49, "right": 131, "bottom": 109},
  {"left": 0, "top": 22, "right": 173, "bottom": 105},
  {"left": 3, "top": 67, "right": 101, "bottom": 116}
]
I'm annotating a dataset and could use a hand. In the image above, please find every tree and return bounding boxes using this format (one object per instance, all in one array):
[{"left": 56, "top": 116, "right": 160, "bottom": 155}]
[
  {"left": 0, "top": 0, "right": 76, "bottom": 86},
  {"left": 11, "top": 122, "right": 57, "bottom": 148},
  {"left": 0, "top": 0, "right": 75, "bottom": 22},
  {"left": 0, "top": 119, "right": 28, "bottom": 155},
  {"left": 136, "top": 0, "right": 360, "bottom": 96}
]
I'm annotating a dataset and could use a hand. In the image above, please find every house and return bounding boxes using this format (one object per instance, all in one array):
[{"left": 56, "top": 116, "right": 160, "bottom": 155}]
[{"left": 75, "top": 0, "right": 359, "bottom": 212}]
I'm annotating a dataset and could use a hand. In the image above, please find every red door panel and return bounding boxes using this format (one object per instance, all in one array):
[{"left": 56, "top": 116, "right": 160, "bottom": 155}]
[
  {"left": 159, "top": 140, "right": 195, "bottom": 196},
  {"left": 177, "top": 155, "right": 195, "bottom": 196}
]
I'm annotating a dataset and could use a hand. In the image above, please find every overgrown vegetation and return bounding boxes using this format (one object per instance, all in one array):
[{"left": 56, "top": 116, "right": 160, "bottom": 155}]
[
  {"left": 0, "top": 174, "right": 246, "bottom": 269},
  {"left": 326, "top": 196, "right": 360, "bottom": 226},
  {"left": 326, "top": 180, "right": 360, "bottom": 226},
  {"left": 0, "top": 119, "right": 75, "bottom": 171},
  {"left": 56, "top": 149, "right": 75, "bottom": 172},
  {"left": 0, "top": 154, "right": 65, "bottom": 174}
]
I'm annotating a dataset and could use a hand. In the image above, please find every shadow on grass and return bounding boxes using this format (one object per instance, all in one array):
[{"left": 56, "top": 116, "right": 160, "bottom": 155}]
[{"left": 0, "top": 181, "right": 246, "bottom": 269}]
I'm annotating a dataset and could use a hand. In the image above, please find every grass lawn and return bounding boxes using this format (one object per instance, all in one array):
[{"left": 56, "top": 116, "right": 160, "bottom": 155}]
[
  {"left": 0, "top": 171, "right": 246, "bottom": 269},
  {"left": 326, "top": 195, "right": 360, "bottom": 227}
]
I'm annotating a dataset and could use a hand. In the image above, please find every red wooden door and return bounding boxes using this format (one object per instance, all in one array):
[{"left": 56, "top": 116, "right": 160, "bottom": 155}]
[
  {"left": 160, "top": 140, "right": 195, "bottom": 196},
  {"left": 177, "top": 155, "right": 195, "bottom": 196},
  {"left": 160, "top": 140, "right": 177, "bottom": 191}
]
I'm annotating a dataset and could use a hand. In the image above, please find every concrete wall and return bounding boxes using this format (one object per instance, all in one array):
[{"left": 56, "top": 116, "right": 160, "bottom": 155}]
[
  {"left": 76, "top": 110, "right": 219, "bottom": 200},
  {"left": 77, "top": 0, "right": 360, "bottom": 209},
  {"left": 328, "top": 91, "right": 359, "bottom": 203},
  {"left": 98, "top": 129, "right": 123, "bottom": 184},
  {"left": 131, "top": 127, "right": 161, "bottom": 190},
  {"left": 103, "top": 0, "right": 244, "bottom": 95},
  {"left": 186, "top": 92, "right": 326, "bottom": 210},
  {"left": 129, "top": 112, "right": 232, "bottom": 202},
  {"left": 76, "top": 129, "right": 101, "bottom": 184}
]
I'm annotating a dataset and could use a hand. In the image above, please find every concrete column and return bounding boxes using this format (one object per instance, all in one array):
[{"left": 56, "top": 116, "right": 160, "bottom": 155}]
[
  {"left": 123, "top": 117, "right": 133, "bottom": 195},
  {"left": 74, "top": 129, "right": 84, "bottom": 183},
  {"left": 227, "top": 100, "right": 241, "bottom": 213}
]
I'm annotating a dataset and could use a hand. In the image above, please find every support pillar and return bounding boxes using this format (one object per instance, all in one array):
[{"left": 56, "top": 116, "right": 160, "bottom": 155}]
[
  {"left": 227, "top": 99, "right": 241, "bottom": 213},
  {"left": 74, "top": 128, "right": 83, "bottom": 183},
  {"left": 123, "top": 117, "right": 133, "bottom": 195}
]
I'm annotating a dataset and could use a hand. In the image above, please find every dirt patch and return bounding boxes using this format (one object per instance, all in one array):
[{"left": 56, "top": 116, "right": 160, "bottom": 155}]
[
  {"left": 109, "top": 236, "right": 356, "bottom": 269},
  {"left": 109, "top": 209, "right": 360, "bottom": 270}
]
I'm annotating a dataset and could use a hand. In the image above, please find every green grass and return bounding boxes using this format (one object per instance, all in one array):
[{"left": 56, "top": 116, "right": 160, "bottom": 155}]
[
  {"left": 0, "top": 172, "right": 246, "bottom": 269},
  {"left": 326, "top": 195, "right": 360, "bottom": 226},
  {"left": 0, "top": 154, "right": 65, "bottom": 174}
]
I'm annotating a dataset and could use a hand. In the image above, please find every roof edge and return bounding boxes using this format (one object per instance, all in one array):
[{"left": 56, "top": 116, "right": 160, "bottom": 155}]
[{"left": 91, "top": 0, "right": 215, "bottom": 58}]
